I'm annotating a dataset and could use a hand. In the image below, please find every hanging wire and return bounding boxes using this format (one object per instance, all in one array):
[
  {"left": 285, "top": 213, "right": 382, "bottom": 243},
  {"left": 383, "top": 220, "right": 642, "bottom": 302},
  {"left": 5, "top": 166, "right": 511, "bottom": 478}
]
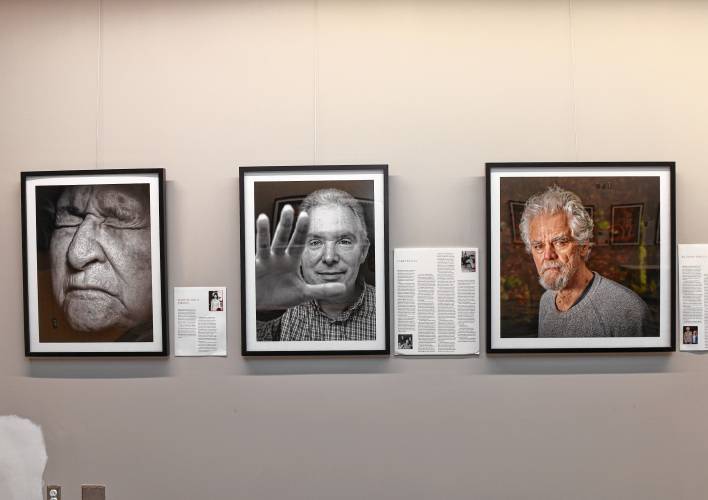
[
  {"left": 567, "top": 0, "right": 579, "bottom": 160},
  {"left": 312, "top": 0, "right": 319, "bottom": 164},
  {"left": 95, "top": 0, "right": 103, "bottom": 169}
]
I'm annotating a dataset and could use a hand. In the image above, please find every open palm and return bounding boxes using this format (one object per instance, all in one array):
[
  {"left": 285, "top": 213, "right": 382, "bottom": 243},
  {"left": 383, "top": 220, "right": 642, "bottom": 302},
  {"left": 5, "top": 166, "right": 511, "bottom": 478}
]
[{"left": 255, "top": 205, "right": 345, "bottom": 310}]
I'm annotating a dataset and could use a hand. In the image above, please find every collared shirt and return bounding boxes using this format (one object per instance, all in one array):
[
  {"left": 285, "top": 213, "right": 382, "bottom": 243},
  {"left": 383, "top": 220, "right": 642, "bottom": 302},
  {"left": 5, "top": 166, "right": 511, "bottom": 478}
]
[{"left": 257, "top": 283, "right": 376, "bottom": 341}]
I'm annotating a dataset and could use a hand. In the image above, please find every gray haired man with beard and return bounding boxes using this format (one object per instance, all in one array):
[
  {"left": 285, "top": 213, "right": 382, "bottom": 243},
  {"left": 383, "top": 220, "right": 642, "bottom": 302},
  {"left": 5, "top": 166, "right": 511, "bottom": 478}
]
[{"left": 520, "top": 186, "right": 651, "bottom": 337}]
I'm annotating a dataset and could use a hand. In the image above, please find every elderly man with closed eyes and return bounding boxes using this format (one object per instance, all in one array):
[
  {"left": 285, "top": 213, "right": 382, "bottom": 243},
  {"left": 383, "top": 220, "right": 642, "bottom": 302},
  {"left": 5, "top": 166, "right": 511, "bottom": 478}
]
[{"left": 48, "top": 184, "right": 153, "bottom": 341}]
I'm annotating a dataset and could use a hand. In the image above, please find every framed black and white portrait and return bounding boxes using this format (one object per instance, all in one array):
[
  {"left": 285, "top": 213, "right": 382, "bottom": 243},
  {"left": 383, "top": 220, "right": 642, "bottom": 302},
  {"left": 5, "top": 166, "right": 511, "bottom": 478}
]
[
  {"left": 487, "top": 162, "right": 675, "bottom": 353},
  {"left": 239, "top": 165, "right": 389, "bottom": 355},
  {"left": 22, "top": 169, "right": 168, "bottom": 356}
]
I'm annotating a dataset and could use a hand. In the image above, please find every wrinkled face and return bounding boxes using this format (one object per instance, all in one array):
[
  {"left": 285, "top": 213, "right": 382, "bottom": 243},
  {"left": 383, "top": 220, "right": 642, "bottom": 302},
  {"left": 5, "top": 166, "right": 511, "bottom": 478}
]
[
  {"left": 300, "top": 204, "right": 370, "bottom": 298},
  {"left": 50, "top": 184, "right": 152, "bottom": 332},
  {"left": 528, "top": 212, "right": 588, "bottom": 291}
]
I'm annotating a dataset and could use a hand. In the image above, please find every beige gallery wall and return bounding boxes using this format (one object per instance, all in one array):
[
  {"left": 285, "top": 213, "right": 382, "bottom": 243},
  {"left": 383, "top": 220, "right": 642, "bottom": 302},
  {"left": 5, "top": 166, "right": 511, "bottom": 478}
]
[{"left": 2, "top": 1, "right": 708, "bottom": 499}]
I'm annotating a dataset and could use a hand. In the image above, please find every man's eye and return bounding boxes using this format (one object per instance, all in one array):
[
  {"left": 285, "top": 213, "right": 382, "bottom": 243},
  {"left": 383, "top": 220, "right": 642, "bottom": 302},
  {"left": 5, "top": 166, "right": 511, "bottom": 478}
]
[
  {"left": 55, "top": 212, "right": 83, "bottom": 228},
  {"left": 103, "top": 218, "right": 146, "bottom": 229},
  {"left": 308, "top": 239, "right": 323, "bottom": 248},
  {"left": 531, "top": 244, "right": 544, "bottom": 253},
  {"left": 104, "top": 207, "right": 140, "bottom": 225},
  {"left": 554, "top": 239, "right": 570, "bottom": 248},
  {"left": 338, "top": 238, "right": 353, "bottom": 246}
]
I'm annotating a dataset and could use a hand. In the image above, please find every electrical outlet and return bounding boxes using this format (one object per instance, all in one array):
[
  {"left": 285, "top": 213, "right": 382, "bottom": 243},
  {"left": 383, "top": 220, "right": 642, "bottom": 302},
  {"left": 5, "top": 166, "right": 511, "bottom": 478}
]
[
  {"left": 82, "top": 485, "right": 106, "bottom": 500},
  {"left": 47, "top": 485, "right": 61, "bottom": 500}
]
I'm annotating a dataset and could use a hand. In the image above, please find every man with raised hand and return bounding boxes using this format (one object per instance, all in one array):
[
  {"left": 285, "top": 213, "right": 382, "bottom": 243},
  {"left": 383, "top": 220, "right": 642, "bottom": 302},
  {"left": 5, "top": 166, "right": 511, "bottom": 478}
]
[{"left": 255, "top": 189, "right": 375, "bottom": 341}]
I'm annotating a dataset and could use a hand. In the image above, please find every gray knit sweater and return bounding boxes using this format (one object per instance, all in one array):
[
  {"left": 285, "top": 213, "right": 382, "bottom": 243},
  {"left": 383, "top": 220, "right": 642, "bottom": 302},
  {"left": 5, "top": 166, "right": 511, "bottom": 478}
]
[{"left": 538, "top": 272, "right": 652, "bottom": 337}]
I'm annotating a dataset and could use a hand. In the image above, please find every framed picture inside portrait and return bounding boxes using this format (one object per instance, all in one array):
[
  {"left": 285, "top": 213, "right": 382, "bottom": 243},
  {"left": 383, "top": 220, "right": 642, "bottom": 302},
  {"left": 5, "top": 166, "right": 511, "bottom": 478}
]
[
  {"left": 611, "top": 204, "right": 644, "bottom": 245},
  {"left": 272, "top": 195, "right": 375, "bottom": 235},
  {"left": 22, "top": 169, "right": 168, "bottom": 356},
  {"left": 509, "top": 201, "right": 526, "bottom": 244},
  {"left": 486, "top": 162, "right": 675, "bottom": 353},
  {"left": 239, "top": 165, "right": 389, "bottom": 355}
]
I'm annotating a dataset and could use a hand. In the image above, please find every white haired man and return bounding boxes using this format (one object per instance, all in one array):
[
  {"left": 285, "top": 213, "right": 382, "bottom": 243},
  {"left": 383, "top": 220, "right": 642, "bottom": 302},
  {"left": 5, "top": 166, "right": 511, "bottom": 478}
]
[
  {"left": 255, "top": 188, "right": 375, "bottom": 341},
  {"left": 520, "top": 186, "right": 651, "bottom": 337}
]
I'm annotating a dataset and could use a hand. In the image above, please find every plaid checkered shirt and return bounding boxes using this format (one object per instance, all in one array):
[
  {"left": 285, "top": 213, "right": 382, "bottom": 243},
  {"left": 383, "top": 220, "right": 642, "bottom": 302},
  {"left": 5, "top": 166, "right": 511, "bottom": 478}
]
[{"left": 257, "top": 283, "right": 376, "bottom": 341}]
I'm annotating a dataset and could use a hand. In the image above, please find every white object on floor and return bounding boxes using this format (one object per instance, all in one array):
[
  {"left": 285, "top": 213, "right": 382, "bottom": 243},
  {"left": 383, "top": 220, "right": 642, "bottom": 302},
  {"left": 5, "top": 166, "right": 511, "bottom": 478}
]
[{"left": 0, "top": 415, "right": 47, "bottom": 500}]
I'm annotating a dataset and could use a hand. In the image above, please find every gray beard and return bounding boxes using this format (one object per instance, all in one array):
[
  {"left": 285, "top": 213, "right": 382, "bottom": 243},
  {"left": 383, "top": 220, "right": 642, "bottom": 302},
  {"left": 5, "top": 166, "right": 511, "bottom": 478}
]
[{"left": 538, "top": 263, "right": 575, "bottom": 291}]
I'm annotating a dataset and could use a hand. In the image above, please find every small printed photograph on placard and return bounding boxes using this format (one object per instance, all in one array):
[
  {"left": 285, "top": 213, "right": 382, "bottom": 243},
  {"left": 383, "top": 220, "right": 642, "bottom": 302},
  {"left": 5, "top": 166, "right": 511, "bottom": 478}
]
[
  {"left": 683, "top": 325, "right": 698, "bottom": 345},
  {"left": 461, "top": 250, "right": 476, "bottom": 272},
  {"left": 209, "top": 290, "right": 224, "bottom": 312},
  {"left": 397, "top": 334, "right": 413, "bottom": 350}
]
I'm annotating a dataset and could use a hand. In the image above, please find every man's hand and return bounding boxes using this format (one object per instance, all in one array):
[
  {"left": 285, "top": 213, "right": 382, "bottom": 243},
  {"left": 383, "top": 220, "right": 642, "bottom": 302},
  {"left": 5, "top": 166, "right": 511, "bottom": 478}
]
[{"left": 255, "top": 205, "right": 345, "bottom": 310}]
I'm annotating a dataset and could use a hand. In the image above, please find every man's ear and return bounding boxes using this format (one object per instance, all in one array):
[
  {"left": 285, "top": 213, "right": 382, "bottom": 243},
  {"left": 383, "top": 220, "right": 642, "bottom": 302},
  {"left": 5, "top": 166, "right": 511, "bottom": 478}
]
[
  {"left": 578, "top": 242, "right": 591, "bottom": 259},
  {"left": 359, "top": 238, "right": 370, "bottom": 264}
]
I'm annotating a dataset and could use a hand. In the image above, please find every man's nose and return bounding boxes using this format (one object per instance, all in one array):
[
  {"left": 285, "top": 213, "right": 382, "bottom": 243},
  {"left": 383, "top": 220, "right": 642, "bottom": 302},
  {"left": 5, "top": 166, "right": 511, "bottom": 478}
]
[
  {"left": 543, "top": 242, "right": 557, "bottom": 261},
  {"left": 66, "top": 216, "right": 107, "bottom": 270},
  {"left": 321, "top": 241, "right": 339, "bottom": 264}
]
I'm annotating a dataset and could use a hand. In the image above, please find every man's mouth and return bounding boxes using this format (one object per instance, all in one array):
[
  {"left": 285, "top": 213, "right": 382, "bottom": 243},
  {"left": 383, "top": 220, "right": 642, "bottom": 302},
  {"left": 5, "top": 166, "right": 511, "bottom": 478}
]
[
  {"left": 65, "top": 287, "right": 115, "bottom": 298},
  {"left": 65, "top": 281, "right": 117, "bottom": 298},
  {"left": 316, "top": 271, "right": 346, "bottom": 282}
]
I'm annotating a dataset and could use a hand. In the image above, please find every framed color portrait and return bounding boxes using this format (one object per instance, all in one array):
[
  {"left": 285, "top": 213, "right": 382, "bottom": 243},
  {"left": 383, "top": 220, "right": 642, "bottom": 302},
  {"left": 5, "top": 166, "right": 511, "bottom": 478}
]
[
  {"left": 239, "top": 165, "right": 389, "bottom": 355},
  {"left": 22, "top": 169, "right": 168, "bottom": 356},
  {"left": 487, "top": 162, "right": 675, "bottom": 353}
]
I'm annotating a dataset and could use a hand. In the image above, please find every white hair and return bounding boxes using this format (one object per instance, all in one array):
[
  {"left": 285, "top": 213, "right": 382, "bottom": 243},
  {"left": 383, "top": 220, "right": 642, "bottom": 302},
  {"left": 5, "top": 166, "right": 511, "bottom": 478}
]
[
  {"left": 300, "top": 188, "right": 368, "bottom": 240},
  {"left": 519, "top": 185, "right": 593, "bottom": 259}
]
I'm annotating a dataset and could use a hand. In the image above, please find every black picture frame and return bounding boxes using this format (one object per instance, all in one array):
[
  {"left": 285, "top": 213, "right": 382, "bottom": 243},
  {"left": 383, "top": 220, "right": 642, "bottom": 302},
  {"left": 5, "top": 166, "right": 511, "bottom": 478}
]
[
  {"left": 486, "top": 162, "right": 675, "bottom": 353},
  {"left": 22, "top": 169, "right": 168, "bottom": 356},
  {"left": 239, "top": 165, "right": 390, "bottom": 356}
]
